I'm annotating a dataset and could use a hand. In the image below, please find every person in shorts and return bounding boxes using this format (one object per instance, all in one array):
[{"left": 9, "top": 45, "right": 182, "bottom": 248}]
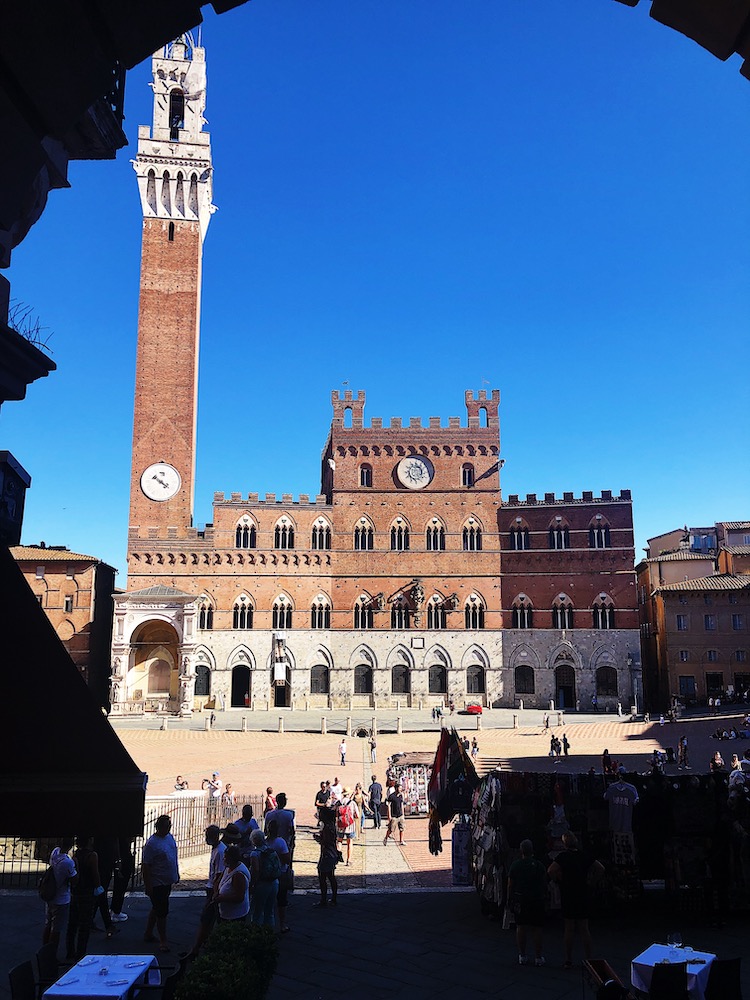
[
  {"left": 507, "top": 839, "right": 547, "bottom": 966},
  {"left": 383, "top": 782, "right": 406, "bottom": 846},
  {"left": 142, "top": 815, "right": 179, "bottom": 953}
]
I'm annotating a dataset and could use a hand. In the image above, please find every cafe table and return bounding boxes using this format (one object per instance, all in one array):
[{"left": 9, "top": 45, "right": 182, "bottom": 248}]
[
  {"left": 43, "top": 954, "right": 160, "bottom": 1000},
  {"left": 631, "top": 943, "right": 716, "bottom": 1000}
]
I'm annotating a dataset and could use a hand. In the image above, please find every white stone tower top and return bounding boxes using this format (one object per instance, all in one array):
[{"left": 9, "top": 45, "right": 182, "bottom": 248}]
[{"left": 133, "top": 33, "right": 214, "bottom": 239}]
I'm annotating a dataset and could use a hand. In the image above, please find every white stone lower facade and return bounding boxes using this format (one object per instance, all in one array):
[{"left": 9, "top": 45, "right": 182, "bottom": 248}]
[{"left": 109, "top": 589, "right": 641, "bottom": 714}]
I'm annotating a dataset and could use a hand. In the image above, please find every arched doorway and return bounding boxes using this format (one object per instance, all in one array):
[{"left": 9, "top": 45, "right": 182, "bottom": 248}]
[
  {"left": 130, "top": 621, "right": 180, "bottom": 708},
  {"left": 429, "top": 664, "right": 447, "bottom": 694},
  {"left": 555, "top": 663, "right": 576, "bottom": 709},
  {"left": 231, "top": 665, "right": 250, "bottom": 707},
  {"left": 272, "top": 663, "right": 290, "bottom": 708},
  {"left": 195, "top": 663, "right": 211, "bottom": 698}
]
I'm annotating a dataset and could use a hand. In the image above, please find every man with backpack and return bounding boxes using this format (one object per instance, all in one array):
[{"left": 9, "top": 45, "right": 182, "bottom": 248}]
[
  {"left": 248, "top": 829, "right": 280, "bottom": 928},
  {"left": 41, "top": 838, "right": 77, "bottom": 958},
  {"left": 336, "top": 788, "right": 360, "bottom": 866}
]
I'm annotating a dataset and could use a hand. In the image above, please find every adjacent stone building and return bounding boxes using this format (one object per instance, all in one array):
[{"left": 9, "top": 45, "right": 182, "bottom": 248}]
[
  {"left": 110, "top": 38, "right": 642, "bottom": 717},
  {"left": 12, "top": 544, "right": 117, "bottom": 708},
  {"left": 637, "top": 524, "right": 750, "bottom": 709}
]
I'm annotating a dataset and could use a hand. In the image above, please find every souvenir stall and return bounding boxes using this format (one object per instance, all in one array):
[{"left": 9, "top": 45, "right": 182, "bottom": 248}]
[
  {"left": 427, "top": 728, "right": 479, "bottom": 866},
  {"left": 462, "top": 768, "right": 746, "bottom": 920},
  {"left": 386, "top": 752, "right": 433, "bottom": 815}
]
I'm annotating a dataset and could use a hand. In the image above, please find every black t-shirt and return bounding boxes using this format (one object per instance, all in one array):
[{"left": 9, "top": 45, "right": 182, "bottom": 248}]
[
  {"left": 388, "top": 793, "right": 404, "bottom": 819},
  {"left": 315, "top": 790, "right": 330, "bottom": 807},
  {"left": 555, "top": 849, "right": 594, "bottom": 916}
]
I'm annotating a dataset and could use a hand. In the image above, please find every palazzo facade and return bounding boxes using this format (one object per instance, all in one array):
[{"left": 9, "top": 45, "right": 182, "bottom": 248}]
[{"left": 109, "top": 39, "right": 641, "bottom": 716}]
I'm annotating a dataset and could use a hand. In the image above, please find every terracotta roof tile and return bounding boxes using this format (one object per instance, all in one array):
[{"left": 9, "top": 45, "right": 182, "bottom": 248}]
[{"left": 657, "top": 574, "right": 750, "bottom": 593}]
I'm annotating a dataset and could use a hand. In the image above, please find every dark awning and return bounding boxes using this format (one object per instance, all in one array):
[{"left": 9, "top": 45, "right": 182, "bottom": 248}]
[{"left": 0, "top": 545, "right": 146, "bottom": 836}]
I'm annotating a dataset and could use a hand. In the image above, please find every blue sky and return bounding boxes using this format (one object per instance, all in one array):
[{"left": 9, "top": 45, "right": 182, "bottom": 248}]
[{"left": 3, "top": 1, "right": 749, "bottom": 579}]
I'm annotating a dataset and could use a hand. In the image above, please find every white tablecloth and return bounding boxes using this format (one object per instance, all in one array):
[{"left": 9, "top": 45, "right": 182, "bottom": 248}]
[
  {"left": 43, "top": 954, "right": 159, "bottom": 1000},
  {"left": 631, "top": 944, "right": 715, "bottom": 1000}
]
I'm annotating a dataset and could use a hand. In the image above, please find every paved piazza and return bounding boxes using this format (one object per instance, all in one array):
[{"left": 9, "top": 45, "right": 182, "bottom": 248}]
[{"left": 114, "top": 711, "right": 738, "bottom": 889}]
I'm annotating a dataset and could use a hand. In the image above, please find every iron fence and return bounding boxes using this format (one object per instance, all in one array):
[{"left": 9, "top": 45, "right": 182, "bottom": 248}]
[{"left": 0, "top": 792, "right": 264, "bottom": 891}]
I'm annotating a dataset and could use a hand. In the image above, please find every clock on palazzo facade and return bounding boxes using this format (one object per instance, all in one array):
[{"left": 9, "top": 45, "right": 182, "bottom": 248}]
[{"left": 110, "top": 38, "right": 642, "bottom": 719}]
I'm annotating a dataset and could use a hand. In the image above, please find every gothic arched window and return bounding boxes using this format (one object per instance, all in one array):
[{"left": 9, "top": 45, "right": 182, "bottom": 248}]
[
  {"left": 512, "top": 596, "right": 533, "bottom": 629},
  {"left": 235, "top": 520, "right": 257, "bottom": 549},
  {"left": 198, "top": 598, "right": 214, "bottom": 630},
  {"left": 354, "top": 521, "right": 374, "bottom": 551},
  {"left": 596, "top": 665, "right": 618, "bottom": 697},
  {"left": 549, "top": 521, "right": 570, "bottom": 550},
  {"left": 354, "top": 599, "right": 374, "bottom": 629},
  {"left": 465, "top": 597, "right": 485, "bottom": 630},
  {"left": 359, "top": 463, "right": 373, "bottom": 487},
  {"left": 552, "top": 595, "right": 574, "bottom": 629},
  {"left": 354, "top": 663, "right": 373, "bottom": 694},
  {"left": 467, "top": 664, "right": 486, "bottom": 694},
  {"left": 462, "top": 463, "right": 475, "bottom": 487},
  {"left": 272, "top": 598, "right": 292, "bottom": 630},
  {"left": 463, "top": 519, "right": 482, "bottom": 551},
  {"left": 194, "top": 663, "right": 211, "bottom": 697},
  {"left": 592, "top": 596, "right": 615, "bottom": 629},
  {"left": 427, "top": 600, "right": 447, "bottom": 629},
  {"left": 311, "top": 521, "right": 332, "bottom": 550},
  {"left": 311, "top": 597, "right": 331, "bottom": 629},
  {"left": 426, "top": 522, "right": 446, "bottom": 551},
  {"left": 429, "top": 664, "right": 447, "bottom": 694},
  {"left": 392, "top": 664, "right": 410, "bottom": 694},
  {"left": 232, "top": 597, "right": 253, "bottom": 630},
  {"left": 274, "top": 519, "right": 295, "bottom": 549},
  {"left": 391, "top": 521, "right": 410, "bottom": 551},
  {"left": 510, "top": 522, "right": 530, "bottom": 550},
  {"left": 391, "top": 598, "right": 411, "bottom": 629},
  {"left": 589, "top": 517, "right": 611, "bottom": 549}
]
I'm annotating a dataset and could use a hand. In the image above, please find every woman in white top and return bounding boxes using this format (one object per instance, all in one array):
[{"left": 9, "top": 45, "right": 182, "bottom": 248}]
[
  {"left": 266, "top": 818, "right": 291, "bottom": 933},
  {"left": 216, "top": 845, "right": 250, "bottom": 922}
]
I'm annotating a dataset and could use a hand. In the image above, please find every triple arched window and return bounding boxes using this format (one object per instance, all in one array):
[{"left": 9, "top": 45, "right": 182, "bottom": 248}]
[
  {"left": 465, "top": 597, "right": 485, "bottom": 630},
  {"left": 592, "top": 596, "right": 615, "bottom": 629},
  {"left": 512, "top": 596, "right": 533, "bottom": 629},
  {"left": 391, "top": 521, "right": 410, "bottom": 551},
  {"left": 552, "top": 595, "right": 574, "bottom": 629},
  {"left": 311, "top": 521, "right": 332, "bottom": 550},
  {"left": 427, "top": 599, "right": 447, "bottom": 629},
  {"left": 232, "top": 596, "right": 253, "bottom": 629},
  {"left": 354, "top": 521, "right": 374, "bottom": 550},
  {"left": 274, "top": 520, "right": 295, "bottom": 549},
  {"left": 463, "top": 519, "right": 482, "bottom": 551},
  {"left": 549, "top": 521, "right": 570, "bottom": 549},
  {"left": 272, "top": 597, "right": 292, "bottom": 629},
  {"left": 589, "top": 518, "right": 611, "bottom": 548},
  {"left": 510, "top": 523, "right": 530, "bottom": 550},
  {"left": 311, "top": 597, "right": 331, "bottom": 629},
  {"left": 235, "top": 520, "right": 257, "bottom": 549},
  {"left": 391, "top": 597, "right": 411, "bottom": 629},
  {"left": 426, "top": 523, "right": 446, "bottom": 551},
  {"left": 354, "top": 599, "right": 374, "bottom": 629}
]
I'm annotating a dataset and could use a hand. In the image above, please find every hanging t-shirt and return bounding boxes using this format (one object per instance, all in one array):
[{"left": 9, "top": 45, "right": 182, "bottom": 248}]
[{"left": 604, "top": 781, "right": 639, "bottom": 833}]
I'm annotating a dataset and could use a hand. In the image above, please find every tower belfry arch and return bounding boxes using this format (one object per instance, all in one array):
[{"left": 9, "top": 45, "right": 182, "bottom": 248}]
[{"left": 129, "top": 35, "right": 214, "bottom": 538}]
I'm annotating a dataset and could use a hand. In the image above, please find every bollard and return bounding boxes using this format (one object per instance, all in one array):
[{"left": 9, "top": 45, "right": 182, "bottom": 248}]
[
  {"left": 278, "top": 716, "right": 284, "bottom": 734},
  {"left": 513, "top": 713, "right": 518, "bottom": 729},
  {"left": 161, "top": 716, "right": 168, "bottom": 731},
  {"left": 241, "top": 716, "right": 247, "bottom": 732},
  {"left": 418, "top": 699, "right": 423, "bottom": 711},
  {"left": 476, "top": 715, "right": 481, "bottom": 731},
  {"left": 397, "top": 716, "right": 403, "bottom": 734},
  {"left": 557, "top": 712, "right": 563, "bottom": 727},
  {"left": 549, "top": 699, "right": 555, "bottom": 711},
  {"left": 321, "top": 716, "right": 327, "bottom": 735},
  {"left": 396, "top": 699, "right": 401, "bottom": 711},
  {"left": 518, "top": 699, "right": 524, "bottom": 712},
  {"left": 346, "top": 716, "right": 352, "bottom": 736},
  {"left": 371, "top": 716, "right": 377, "bottom": 737},
  {"left": 204, "top": 716, "right": 211, "bottom": 731}
]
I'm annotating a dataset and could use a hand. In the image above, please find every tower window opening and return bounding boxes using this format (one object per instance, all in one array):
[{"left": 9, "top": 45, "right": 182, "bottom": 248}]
[
  {"left": 169, "top": 89, "right": 185, "bottom": 140},
  {"left": 168, "top": 221, "right": 175, "bottom": 242}
]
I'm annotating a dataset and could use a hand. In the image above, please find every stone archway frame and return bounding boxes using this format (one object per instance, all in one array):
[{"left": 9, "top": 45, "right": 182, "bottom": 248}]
[
  {"left": 548, "top": 640, "right": 582, "bottom": 709},
  {"left": 425, "top": 644, "right": 452, "bottom": 700},
  {"left": 507, "top": 641, "right": 542, "bottom": 707},
  {"left": 386, "top": 643, "right": 416, "bottom": 701},
  {"left": 460, "top": 644, "right": 491, "bottom": 705},
  {"left": 305, "top": 644, "right": 334, "bottom": 705},
  {"left": 193, "top": 644, "right": 216, "bottom": 703},
  {"left": 348, "top": 644, "right": 378, "bottom": 704},
  {"left": 591, "top": 642, "right": 620, "bottom": 708},
  {"left": 264, "top": 643, "right": 296, "bottom": 707},
  {"left": 227, "top": 644, "right": 256, "bottom": 708}
]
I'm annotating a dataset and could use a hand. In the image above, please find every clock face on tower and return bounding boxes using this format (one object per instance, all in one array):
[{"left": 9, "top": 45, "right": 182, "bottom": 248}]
[
  {"left": 396, "top": 456, "right": 434, "bottom": 490},
  {"left": 140, "top": 463, "right": 181, "bottom": 501}
]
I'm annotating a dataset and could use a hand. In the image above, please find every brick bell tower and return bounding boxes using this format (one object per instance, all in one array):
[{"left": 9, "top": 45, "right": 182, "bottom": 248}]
[{"left": 128, "top": 35, "right": 213, "bottom": 537}]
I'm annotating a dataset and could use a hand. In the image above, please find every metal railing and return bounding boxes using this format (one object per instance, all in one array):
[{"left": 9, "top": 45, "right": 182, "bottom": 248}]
[{"left": 0, "top": 792, "right": 264, "bottom": 891}]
